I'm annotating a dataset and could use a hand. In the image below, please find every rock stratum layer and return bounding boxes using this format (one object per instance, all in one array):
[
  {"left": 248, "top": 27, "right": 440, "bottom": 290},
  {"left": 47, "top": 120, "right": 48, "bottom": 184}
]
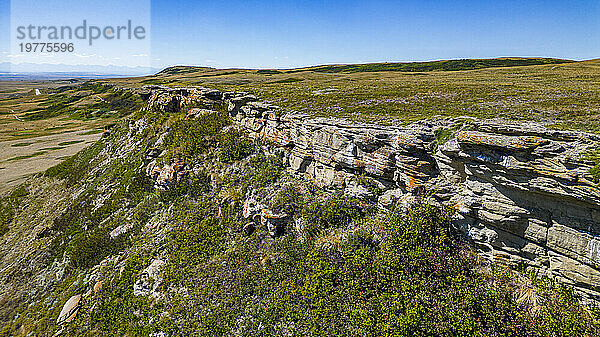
[{"left": 143, "top": 85, "right": 600, "bottom": 300}]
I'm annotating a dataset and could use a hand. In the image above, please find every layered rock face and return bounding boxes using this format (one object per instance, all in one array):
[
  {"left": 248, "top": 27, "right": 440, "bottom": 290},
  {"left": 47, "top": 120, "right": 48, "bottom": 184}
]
[{"left": 144, "top": 86, "right": 600, "bottom": 300}]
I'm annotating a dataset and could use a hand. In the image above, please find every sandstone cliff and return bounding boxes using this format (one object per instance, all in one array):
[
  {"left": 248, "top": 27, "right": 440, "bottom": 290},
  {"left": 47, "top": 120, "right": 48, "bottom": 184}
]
[{"left": 143, "top": 85, "right": 600, "bottom": 300}]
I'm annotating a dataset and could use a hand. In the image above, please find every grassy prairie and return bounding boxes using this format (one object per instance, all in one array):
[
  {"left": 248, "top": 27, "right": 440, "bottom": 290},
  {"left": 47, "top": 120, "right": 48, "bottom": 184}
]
[
  {"left": 106, "top": 58, "right": 600, "bottom": 133},
  {"left": 0, "top": 82, "right": 122, "bottom": 191},
  {"left": 0, "top": 82, "right": 140, "bottom": 142}
]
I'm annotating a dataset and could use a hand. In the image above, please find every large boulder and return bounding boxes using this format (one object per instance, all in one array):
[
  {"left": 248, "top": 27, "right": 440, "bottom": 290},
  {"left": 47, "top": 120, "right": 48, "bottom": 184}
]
[
  {"left": 56, "top": 294, "right": 81, "bottom": 324},
  {"left": 133, "top": 258, "right": 166, "bottom": 299}
]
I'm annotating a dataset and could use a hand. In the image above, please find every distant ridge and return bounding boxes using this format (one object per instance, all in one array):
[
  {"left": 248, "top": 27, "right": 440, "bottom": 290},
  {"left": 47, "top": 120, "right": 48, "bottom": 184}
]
[
  {"left": 291, "top": 57, "right": 574, "bottom": 73},
  {"left": 0, "top": 62, "right": 159, "bottom": 77},
  {"left": 156, "top": 66, "right": 216, "bottom": 76},
  {"left": 0, "top": 72, "right": 140, "bottom": 81}
]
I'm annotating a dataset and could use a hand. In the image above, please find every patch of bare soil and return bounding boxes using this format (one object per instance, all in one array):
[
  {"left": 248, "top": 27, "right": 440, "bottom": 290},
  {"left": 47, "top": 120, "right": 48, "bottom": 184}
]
[{"left": 0, "top": 130, "right": 102, "bottom": 194}]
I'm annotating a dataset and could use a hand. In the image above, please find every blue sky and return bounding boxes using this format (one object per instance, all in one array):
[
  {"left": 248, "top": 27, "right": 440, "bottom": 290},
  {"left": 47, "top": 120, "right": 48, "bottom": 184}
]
[{"left": 1, "top": 0, "right": 599, "bottom": 71}]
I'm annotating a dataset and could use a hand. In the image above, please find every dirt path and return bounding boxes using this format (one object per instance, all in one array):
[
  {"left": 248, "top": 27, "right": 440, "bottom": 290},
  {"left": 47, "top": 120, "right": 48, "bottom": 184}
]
[{"left": 0, "top": 129, "right": 102, "bottom": 194}]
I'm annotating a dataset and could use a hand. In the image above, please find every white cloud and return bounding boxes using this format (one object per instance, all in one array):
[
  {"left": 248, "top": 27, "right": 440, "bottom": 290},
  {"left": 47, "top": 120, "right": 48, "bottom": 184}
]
[
  {"left": 73, "top": 53, "right": 97, "bottom": 58},
  {"left": 132, "top": 54, "right": 149, "bottom": 57}
]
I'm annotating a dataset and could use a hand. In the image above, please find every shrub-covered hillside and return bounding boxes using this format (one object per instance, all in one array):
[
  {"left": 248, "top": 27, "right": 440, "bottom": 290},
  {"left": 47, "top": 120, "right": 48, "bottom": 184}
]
[{"left": 0, "top": 99, "right": 598, "bottom": 336}]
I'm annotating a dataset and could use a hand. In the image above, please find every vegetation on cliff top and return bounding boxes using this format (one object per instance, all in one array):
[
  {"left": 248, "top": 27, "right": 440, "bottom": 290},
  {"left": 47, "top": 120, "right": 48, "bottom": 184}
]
[
  {"left": 583, "top": 149, "right": 600, "bottom": 184},
  {"left": 103, "top": 58, "right": 600, "bottom": 134}
]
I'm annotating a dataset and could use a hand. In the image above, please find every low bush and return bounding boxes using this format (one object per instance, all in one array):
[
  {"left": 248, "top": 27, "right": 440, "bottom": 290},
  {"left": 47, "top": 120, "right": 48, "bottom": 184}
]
[
  {"left": 23, "top": 94, "right": 83, "bottom": 120},
  {"left": 165, "top": 201, "right": 225, "bottom": 283},
  {"left": 302, "top": 192, "right": 362, "bottom": 236},
  {"left": 356, "top": 173, "right": 380, "bottom": 196},
  {"left": 244, "top": 154, "right": 284, "bottom": 189},
  {"left": 161, "top": 172, "right": 211, "bottom": 201},
  {"left": 89, "top": 250, "right": 172, "bottom": 335},
  {"left": 583, "top": 149, "right": 600, "bottom": 183},
  {"left": 163, "top": 111, "right": 230, "bottom": 161},
  {"left": 152, "top": 199, "right": 600, "bottom": 336},
  {"left": 46, "top": 125, "right": 155, "bottom": 270},
  {"left": 68, "top": 230, "right": 120, "bottom": 270},
  {"left": 270, "top": 183, "right": 304, "bottom": 215},
  {"left": 218, "top": 128, "right": 254, "bottom": 163},
  {"left": 43, "top": 139, "right": 106, "bottom": 186}
]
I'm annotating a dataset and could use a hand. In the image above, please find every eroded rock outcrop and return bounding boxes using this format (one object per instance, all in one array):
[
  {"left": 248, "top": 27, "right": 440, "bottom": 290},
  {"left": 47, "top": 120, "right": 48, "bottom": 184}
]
[{"left": 143, "top": 86, "right": 600, "bottom": 300}]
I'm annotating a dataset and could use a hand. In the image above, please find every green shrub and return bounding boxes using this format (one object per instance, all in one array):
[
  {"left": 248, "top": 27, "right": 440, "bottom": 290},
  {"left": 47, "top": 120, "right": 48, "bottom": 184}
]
[
  {"left": 218, "top": 129, "right": 254, "bottom": 162},
  {"left": 43, "top": 139, "right": 106, "bottom": 186},
  {"left": 434, "top": 127, "right": 455, "bottom": 146},
  {"left": 163, "top": 111, "right": 230, "bottom": 161},
  {"left": 157, "top": 199, "right": 599, "bottom": 336},
  {"left": 245, "top": 154, "right": 284, "bottom": 189},
  {"left": 90, "top": 250, "right": 172, "bottom": 335},
  {"left": 590, "top": 165, "right": 600, "bottom": 183},
  {"left": 81, "top": 82, "right": 111, "bottom": 94},
  {"left": 8, "top": 185, "right": 29, "bottom": 200},
  {"left": 165, "top": 201, "right": 225, "bottom": 283},
  {"left": 161, "top": 172, "right": 211, "bottom": 201},
  {"left": 68, "top": 230, "right": 119, "bottom": 270},
  {"left": 0, "top": 223, "right": 7, "bottom": 236},
  {"left": 46, "top": 126, "right": 155, "bottom": 268},
  {"left": 356, "top": 173, "right": 380, "bottom": 196},
  {"left": 528, "top": 279, "right": 600, "bottom": 336},
  {"left": 47, "top": 175, "right": 599, "bottom": 337},
  {"left": 583, "top": 149, "right": 600, "bottom": 183},
  {"left": 270, "top": 183, "right": 303, "bottom": 214},
  {"left": 68, "top": 87, "right": 143, "bottom": 120},
  {"left": 23, "top": 94, "right": 83, "bottom": 120},
  {"left": 302, "top": 192, "right": 362, "bottom": 235}
]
